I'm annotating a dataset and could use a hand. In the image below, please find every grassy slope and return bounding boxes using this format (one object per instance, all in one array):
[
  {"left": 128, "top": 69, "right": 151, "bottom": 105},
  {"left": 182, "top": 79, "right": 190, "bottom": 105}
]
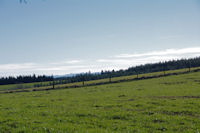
[{"left": 0, "top": 70, "right": 200, "bottom": 132}]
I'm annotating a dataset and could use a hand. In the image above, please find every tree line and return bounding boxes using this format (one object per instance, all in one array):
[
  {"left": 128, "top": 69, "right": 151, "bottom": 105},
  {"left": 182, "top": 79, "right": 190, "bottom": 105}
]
[
  {"left": 0, "top": 57, "right": 200, "bottom": 86},
  {"left": 0, "top": 75, "right": 53, "bottom": 85},
  {"left": 58, "top": 57, "right": 200, "bottom": 84}
]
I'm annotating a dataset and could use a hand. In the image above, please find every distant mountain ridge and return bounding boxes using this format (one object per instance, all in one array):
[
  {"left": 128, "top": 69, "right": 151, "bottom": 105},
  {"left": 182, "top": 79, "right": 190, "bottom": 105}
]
[{"left": 54, "top": 73, "right": 78, "bottom": 78}]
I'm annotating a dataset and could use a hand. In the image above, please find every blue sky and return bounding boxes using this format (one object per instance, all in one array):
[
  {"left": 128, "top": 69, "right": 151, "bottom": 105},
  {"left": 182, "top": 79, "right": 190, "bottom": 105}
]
[{"left": 0, "top": 0, "right": 200, "bottom": 76}]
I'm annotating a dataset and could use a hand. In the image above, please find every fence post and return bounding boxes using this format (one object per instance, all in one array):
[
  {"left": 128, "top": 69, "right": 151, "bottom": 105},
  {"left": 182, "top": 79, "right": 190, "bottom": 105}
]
[
  {"left": 52, "top": 75, "right": 55, "bottom": 89},
  {"left": 163, "top": 65, "right": 166, "bottom": 76},
  {"left": 189, "top": 61, "right": 191, "bottom": 72},
  {"left": 109, "top": 75, "right": 112, "bottom": 83},
  {"left": 82, "top": 75, "right": 85, "bottom": 86}
]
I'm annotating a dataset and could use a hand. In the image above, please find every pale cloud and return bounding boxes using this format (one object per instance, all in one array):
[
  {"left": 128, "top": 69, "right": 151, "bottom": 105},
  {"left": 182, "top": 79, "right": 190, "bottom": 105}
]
[
  {"left": 0, "top": 60, "right": 86, "bottom": 76},
  {"left": 97, "top": 59, "right": 131, "bottom": 65},
  {"left": 50, "top": 60, "right": 83, "bottom": 65},
  {"left": 115, "top": 47, "right": 200, "bottom": 58},
  {"left": 0, "top": 63, "right": 37, "bottom": 70},
  {"left": 35, "top": 65, "right": 86, "bottom": 71},
  {"left": 64, "top": 60, "right": 83, "bottom": 64}
]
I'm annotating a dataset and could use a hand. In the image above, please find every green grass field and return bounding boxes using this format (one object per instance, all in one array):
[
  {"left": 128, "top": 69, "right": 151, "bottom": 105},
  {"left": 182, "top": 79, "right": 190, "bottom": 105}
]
[{"left": 0, "top": 69, "right": 200, "bottom": 132}]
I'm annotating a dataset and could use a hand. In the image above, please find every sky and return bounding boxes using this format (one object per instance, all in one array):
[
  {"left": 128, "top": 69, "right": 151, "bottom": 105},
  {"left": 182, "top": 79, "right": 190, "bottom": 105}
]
[{"left": 0, "top": 0, "right": 200, "bottom": 76}]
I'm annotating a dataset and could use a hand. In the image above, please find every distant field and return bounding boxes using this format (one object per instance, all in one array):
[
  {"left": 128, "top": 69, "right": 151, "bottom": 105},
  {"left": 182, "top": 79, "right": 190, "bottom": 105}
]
[{"left": 0, "top": 68, "right": 200, "bottom": 132}]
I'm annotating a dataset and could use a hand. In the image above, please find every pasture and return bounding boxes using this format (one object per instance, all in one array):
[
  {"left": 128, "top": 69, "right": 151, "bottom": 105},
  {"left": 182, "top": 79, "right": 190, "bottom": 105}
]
[{"left": 0, "top": 70, "right": 200, "bottom": 132}]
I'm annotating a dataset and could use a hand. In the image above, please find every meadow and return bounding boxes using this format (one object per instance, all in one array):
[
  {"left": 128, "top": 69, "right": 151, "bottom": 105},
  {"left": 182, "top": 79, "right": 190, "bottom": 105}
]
[{"left": 0, "top": 69, "right": 200, "bottom": 132}]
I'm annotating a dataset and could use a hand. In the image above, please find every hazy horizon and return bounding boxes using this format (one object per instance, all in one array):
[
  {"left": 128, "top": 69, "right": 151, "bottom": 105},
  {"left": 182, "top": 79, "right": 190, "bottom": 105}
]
[{"left": 0, "top": 47, "right": 200, "bottom": 77}]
